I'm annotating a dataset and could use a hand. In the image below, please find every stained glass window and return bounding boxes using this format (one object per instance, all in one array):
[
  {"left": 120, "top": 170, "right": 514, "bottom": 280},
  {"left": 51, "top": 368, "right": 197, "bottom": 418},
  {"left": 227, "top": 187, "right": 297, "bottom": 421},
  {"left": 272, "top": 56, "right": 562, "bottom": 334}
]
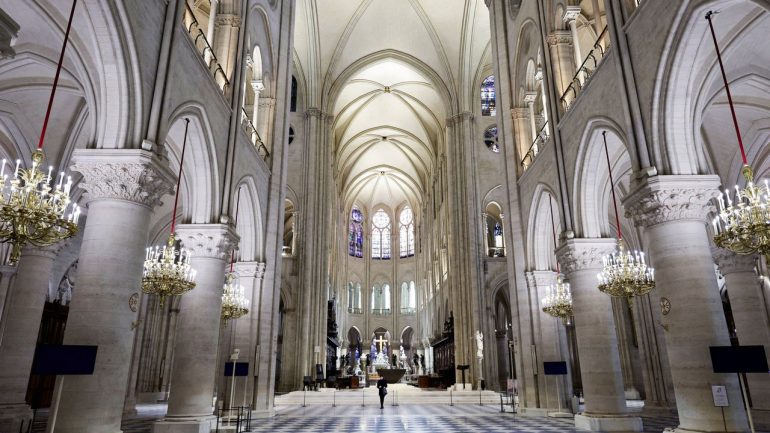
[
  {"left": 348, "top": 206, "right": 364, "bottom": 258},
  {"left": 399, "top": 207, "right": 415, "bottom": 258},
  {"left": 481, "top": 75, "right": 496, "bottom": 116},
  {"left": 371, "top": 209, "right": 391, "bottom": 259},
  {"left": 484, "top": 126, "right": 499, "bottom": 153}
]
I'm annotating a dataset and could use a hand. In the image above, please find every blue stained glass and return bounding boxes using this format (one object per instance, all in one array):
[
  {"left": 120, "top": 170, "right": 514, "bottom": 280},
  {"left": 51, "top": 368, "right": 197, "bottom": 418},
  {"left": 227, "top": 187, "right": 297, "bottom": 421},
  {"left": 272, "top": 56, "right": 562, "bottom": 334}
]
[
  {"left": 349, "top": 207, "right": 364, "bottom": 257},
  {"left": 481, "top": 75, "right": 496, "bottom": 116}
]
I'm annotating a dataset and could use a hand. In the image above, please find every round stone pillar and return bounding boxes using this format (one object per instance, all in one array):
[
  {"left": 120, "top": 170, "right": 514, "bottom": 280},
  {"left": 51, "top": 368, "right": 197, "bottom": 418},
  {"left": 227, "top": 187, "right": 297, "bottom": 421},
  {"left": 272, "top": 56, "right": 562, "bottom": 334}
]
[
  {"left": 556, "top": 238, "right": 642, "bottom": 432},
  {"left": 0, "top": 245, "right": 61, "bottom": 432},
  {"left": 154, "top": 223, "right": 237, "bottom": 433},
  {"left": 712, "top": 248, "right": 770, "bottom": 411},
  {"left": 625, "top": 175, "right": 748, "bottom": 432},
  {"left": 50, "top": 149, "right": 175, "bottom": 433}
]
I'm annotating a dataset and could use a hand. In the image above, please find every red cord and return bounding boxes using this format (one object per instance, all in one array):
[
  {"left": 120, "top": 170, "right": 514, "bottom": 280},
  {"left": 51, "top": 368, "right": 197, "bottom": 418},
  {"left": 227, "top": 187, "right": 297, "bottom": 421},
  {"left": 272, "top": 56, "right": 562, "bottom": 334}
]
[
  {"left": 38, "top": 0, "right": 78, "bottom": 150},
  {"left": 706, "top": 11, "right": 747, "bottom": 165},
  {"left": 603, "top": 131, "right": 622, "bottom": 240},
  {"left": 170, "top": 119, "right": 190, "bottom": 234},
  {"left": 229, "top": 187, "right": 242, "bottom": 273},
  {"left": 548, "top": 195, "right": 560, "bottom": 273}
]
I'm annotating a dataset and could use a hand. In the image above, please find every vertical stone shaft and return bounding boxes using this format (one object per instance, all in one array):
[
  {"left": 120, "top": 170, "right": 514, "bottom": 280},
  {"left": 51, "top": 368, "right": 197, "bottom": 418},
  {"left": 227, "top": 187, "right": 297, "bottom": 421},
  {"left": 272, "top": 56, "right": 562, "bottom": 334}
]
[
  {"left": 625, "top": 176, "right": 748, "bottom": 432},
  {"left": 0, "top": 246, "right": 59, "bottom": 431},
  {"left": 51, "top": 150, "right": 174, "bottom": 433}
]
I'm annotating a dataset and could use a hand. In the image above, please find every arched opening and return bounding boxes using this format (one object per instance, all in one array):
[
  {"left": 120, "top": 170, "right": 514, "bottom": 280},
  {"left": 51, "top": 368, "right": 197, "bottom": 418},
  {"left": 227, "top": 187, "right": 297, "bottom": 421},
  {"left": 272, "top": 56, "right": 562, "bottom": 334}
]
[
  {"left": 485, "top": 202, "right": 506, "bottom": 257},
  {"left": 347, "top": 282, "right": 362, "bottom": 314},
  {"left": 369, "top": 327, "right": 393, "bottom": 366},
  {"left": 371, "top": 283, "right": 391, "bottom": 315},
  {"left": 480, "top": 75, "right": 496, "bottom": 116},
  {"left": 282, "top": 199, "right": 295, "bottom": 256},
  {"left": 400, "top": 326, "right": 415, "bottom": 371},
  {"left": 400, "top": 281, "right": 416, "bottom": 314},
  {"left": 493, "top": 288, "right": 514, "bottom": 391}
]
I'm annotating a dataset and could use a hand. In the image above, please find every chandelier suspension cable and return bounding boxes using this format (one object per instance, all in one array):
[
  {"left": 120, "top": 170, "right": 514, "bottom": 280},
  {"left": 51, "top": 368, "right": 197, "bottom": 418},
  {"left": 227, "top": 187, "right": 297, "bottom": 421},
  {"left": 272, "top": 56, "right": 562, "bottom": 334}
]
[
  {"left": 542, "top": 193, "right": 573, "bottom": 320},
  {"left": 38, "top": 0, "right": 78, "bottom": 151},
  {"left": 170, "top": 119, "right": 190, "bottom": 234},
  {"left": 603, "top": 131, "right": 622, "bottom": 240},
  {"left": 548, "top": 195, "right": 560, "bottom": 273},
  {"left": 705, "top": 11, "right": 747, "bottom": 165},
  {"left": 229, "top": 187, "right": 242, "bottom": 274}
]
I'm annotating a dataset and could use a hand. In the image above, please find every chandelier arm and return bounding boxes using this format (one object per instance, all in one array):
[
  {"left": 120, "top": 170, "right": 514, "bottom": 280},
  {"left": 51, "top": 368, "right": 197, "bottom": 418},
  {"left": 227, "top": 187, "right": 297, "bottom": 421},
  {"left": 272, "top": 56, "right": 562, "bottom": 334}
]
[
  {"left": 170, "top": 118, "right": 190, "bottom": 234},
  {"left": 603, "top": 130, "right": 622, "bottom": 240},
  {"left": 705, "top": 11, "right": 747, "bottom": 166},
  {"left": 37, "top": 0, "right": 78, "bottom": 151}
]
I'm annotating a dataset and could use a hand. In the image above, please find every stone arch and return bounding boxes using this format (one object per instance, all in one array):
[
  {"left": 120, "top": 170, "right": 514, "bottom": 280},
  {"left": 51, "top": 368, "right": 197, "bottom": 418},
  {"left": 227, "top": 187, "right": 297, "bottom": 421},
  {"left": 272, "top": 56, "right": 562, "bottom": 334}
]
[
  {"left": 233, "top": 176, "right": 262, "bottom": 262},
  {"left": 572, "top": 118, "right": 635, "bottom": 240},
  {"left": 654, "top": 0, "right": 770, "bottom": 176},
  {"left": 526, "top": 183, "right": 560, "bottom": 271}
]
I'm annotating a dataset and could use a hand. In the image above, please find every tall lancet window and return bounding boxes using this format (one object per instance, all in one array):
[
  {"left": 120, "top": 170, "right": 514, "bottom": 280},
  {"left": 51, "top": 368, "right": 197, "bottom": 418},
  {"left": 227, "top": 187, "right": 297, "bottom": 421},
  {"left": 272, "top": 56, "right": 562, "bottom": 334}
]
[
  {"left": 371, "top": 283, "right": 391, "bottom": 314},
  {"left": 348, "top": 282, "right": 362, "bottom": 314},
  {"left": 349, "top": 206, "right": 364, "bottom": 258},
  {"left": 371, "top": 209, "right": 391, "bottom": 260},
  {"left": 399, "top": 207, "right": 415, "bottom": 258},
  {"left": 400, "top": 281, "right": 416, "bottom": 314},
  {"left": 481, "top": 75, "right": 496, "bottom": 116}
]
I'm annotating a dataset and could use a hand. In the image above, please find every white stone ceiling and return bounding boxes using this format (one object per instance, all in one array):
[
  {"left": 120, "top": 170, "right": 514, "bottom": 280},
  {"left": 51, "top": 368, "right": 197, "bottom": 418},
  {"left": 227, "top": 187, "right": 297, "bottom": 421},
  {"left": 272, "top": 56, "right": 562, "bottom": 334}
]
[{"left": 294, "top": 0, "right": 490, "bottom": 211}]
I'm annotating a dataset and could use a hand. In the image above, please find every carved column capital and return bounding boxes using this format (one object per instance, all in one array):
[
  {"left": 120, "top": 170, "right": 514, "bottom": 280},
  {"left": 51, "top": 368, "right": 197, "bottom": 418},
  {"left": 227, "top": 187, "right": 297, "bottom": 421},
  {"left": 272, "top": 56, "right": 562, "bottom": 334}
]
[
  {"left": 510, "top": 107, "right": 529, "bottom": 119},
  {"left": 176, "top": 223, "right": 239, "bottom": 261},
  {"left": 546, "top": 30, "right": 573, "bottom": 46},
  {"left": 215, "top": 14, "right": 241, "bottom": 27},
  {"left": 258, "top": 97, "right": 276, "bottom": 109},
  {"left": 623, "top": 175, "right": 721, "bottom": 228},
  {"left": 233, "top": 261, "right": 266, "bottom": 279},
  {"left": 711, "top": 247, "right": 756, "bottom": 275},
  {"left": 70, "top": 149, "right": 176, "bottom": 208},
  {"left": 562, "top": 5, "right": 582, "bottom": 23},
  {"left": 555, "top": 238, "right": 616, "bottom": 276}
]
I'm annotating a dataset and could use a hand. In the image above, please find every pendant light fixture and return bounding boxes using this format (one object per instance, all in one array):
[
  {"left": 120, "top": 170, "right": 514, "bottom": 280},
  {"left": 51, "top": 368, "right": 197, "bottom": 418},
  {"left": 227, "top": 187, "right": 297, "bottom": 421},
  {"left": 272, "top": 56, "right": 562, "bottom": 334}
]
[
  {"left": 596, "top": 131, "right": 655, "bottom": 298},
  {"left": 708, "top": 11, "right": 770, "bottom": 260},
  {"left": 0, "top": 0, "right": 81, "bottom": 264},
  {"left": 142, "top": 119, "right": 197, "bottom": 305},
  {"left": 542, "top": 195, "right": 573, "bottom": 320},
  {"left": 221, "top": 187, "right": 249, "bottom": 324}
]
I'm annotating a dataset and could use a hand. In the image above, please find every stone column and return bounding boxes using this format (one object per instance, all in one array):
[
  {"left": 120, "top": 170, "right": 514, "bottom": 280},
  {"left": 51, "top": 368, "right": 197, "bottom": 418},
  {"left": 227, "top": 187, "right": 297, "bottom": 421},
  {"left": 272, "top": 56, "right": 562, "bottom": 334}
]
[
  {"left": 510, "top": 107, "right": 530, "bottom": 165},
  {"left": 556, "top": 238, "right": 642, "bottom": 432},
  {"left": 535, "top": 69, "right": 550, "bottom": 134},
  {"left": 563, "top": 6, "right": 585, "bottom": 84},
  {"left": 624, "top": 175, "right": 748, "bottom": 432},
  {"left": 154, "top": 223, "right": 237, "bottom": 433},
  {"left": 712, "top": 248, "right": 770, "bottom": 411},
  {"left": 50, "top": 149, "right": 175, "bottom": 433},
  {"left": 250, "top": 81, "right": 264, "bottom": 144},
  {"left": 0, "top": 265, "right": 18, "bottom": 336},
  {"left": 524, "top": 92, "right": 538, "bottom": 148},
  {"left": 0, "top": 245, "right": 61, "bottom": 431},
  {"left": 204, "top": 0, "right": 219, "bottom": 64},
  {"left": 546, "top": 31, "right": 575, "bottom": 103},
  {"left": 213, "top": 14, "right": 240, "bottom": 85}
]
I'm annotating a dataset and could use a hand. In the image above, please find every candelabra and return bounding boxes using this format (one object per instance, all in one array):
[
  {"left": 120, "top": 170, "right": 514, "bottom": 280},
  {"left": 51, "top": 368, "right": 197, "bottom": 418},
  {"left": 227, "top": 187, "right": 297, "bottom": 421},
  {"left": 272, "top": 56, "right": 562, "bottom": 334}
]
[
  {"left": 706, "top": 12, "right": 770, "bottom": 260},
  {"left": 0, "top": 151, "right": 80, "bottom": 263},
  {"left": 0, "top": 0, "right": 81, "bottom": 263},
  {"left": 596, "top": 131, "right": 655, "bottom": 298},
  {"left": 141, "top": 118, "right": 196, "bottom": 305},
  {"left": 221, "top": 272, "right": 249, "bottom": 324},
  {"left": 541, "top": 274, "right": 573, "bottom": 319}
]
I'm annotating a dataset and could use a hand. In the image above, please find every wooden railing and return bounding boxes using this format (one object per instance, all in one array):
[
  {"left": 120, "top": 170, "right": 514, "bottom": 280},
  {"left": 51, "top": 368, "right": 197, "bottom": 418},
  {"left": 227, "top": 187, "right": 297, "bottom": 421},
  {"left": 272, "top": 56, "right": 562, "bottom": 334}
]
[
  {"left": 240, "top": 108, "right": 270, "bottom": 162},
  {"left": 560, "top": 26, "right": 610, "bottom": 112},
  {"left": 520, "top": 121, "right": 549, "bottom": 171},
  {"left": 183, "top": 2, "right": 230, "bottom": 94}
]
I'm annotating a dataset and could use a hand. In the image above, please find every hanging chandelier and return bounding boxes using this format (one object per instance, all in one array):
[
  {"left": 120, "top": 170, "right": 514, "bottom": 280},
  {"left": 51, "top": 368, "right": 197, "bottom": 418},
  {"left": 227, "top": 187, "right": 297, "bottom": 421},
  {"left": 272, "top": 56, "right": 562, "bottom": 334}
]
[
  {"left": 596, "top": 131, "right": 655, "bottom": 298},
  {"left": 0, "top": 0, "right": 81, "bottom": 264},
  {"left": 142, "top": 119, "right": 196, "bottom": 305},
  {"left": 706, "top": 12, "right": 770, "bottom": 260},
  {"left": 541, "top": 195, "right": 573, "bottom": 320},
  {"left": 221, "top": 187, "right": 248, "bottom": 324}
]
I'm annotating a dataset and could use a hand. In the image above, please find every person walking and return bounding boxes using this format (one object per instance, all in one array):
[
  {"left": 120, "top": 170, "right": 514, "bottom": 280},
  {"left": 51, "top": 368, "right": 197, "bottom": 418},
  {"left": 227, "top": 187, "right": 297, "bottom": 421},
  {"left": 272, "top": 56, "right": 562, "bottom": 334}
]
[{"left": 376, "top": 377, "right": 388, "bottom": 409}]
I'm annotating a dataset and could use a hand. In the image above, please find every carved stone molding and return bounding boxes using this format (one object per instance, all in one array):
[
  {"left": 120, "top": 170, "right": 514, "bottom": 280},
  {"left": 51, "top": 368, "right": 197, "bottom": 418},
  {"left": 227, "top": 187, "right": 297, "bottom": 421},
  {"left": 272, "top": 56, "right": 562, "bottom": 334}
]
[
  {"left": 529, "top": 270, "right": 557, "bottom": 289},
  {"left": 555, "top": 238, "right": 616, "bottom": 275},
  {"left": 215, "top": 14, "right": 241, "bottom": 27},
  {"left": 305, "top": 107, "right": 331, "bottom": 121},
  {"left": 510, "top": 107, "right": 528, "bottom": 119},
  {"left": 623, "top": 175, "right": 721, "bottom": 228},
  {"left": 562, "top": 5, "right": 582, "bottom": 23},
  {"left": 258, "top": 97, "right": 276, "bottom": 109},
  {"left": 711, "top": 246, "right": 756, "bottom": 275},
  {"left": 176, "top": 224, "right": 239, "bottom": 261},
  {"left": 446, "top": 112, "right": 473, "bottom": 126},
  {"left": 70, "top": 149, "right": 176, "bottom": 208},
  {"left": 547, "top": 31, "right": 573, "bottom": 46},
  {"left": 233, "top": 261, "right": 267, "bottom": 279}
]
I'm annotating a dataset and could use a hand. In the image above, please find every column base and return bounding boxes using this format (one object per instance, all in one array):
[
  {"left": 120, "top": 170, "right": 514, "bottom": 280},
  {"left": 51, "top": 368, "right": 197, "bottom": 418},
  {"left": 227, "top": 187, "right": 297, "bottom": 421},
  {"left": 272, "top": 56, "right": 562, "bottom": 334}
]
[
  {"left": 575, "top": 413, "right": 643, "bottom": 432},
  {"left": 152, "top": 416, "right": 216, "bottom": 433},
  {"left": 0, "top": 403, "right": 33, "bottom": 433}
]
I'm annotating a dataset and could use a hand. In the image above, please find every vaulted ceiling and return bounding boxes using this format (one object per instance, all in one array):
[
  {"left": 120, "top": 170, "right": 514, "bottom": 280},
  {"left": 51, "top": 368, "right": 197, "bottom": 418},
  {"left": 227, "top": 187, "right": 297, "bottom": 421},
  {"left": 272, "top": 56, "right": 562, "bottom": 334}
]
[{"left": 293, "top": 0, "right": 491, "bottom": 211}]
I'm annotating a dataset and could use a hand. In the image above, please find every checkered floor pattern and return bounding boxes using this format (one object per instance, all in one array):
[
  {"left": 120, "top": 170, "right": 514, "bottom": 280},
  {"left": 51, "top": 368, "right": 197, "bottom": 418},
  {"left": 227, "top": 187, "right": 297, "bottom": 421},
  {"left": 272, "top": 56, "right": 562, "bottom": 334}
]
[{"left": 29, "top": 403, "right": 750, "bottom": 433}]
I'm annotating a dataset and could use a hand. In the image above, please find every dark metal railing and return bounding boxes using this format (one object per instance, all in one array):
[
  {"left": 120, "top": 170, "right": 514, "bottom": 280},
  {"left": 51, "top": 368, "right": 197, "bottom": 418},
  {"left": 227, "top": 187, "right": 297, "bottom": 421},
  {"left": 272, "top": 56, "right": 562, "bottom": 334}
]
[
  {"left": 560, "top": 26, "right": 609, "bottom": 112},
  {"left": 184, "top": 2, "right": 230, "bottom": 94},
  {"left": 520, "top": 121, "right": 549, "bottom": 170},
  {"left": 240, "top": 108, "right": 270, "bottom": 162},
  {"left": 371, "top": 308, "right": 391, "bottom": 316}
]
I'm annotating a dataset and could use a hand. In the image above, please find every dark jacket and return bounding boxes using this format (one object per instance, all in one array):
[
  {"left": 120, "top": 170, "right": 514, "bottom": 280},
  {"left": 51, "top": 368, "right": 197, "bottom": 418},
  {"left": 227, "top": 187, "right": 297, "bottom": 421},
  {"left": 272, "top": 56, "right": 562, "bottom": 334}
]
[{"left": 377, "top": 378, "right": 388, "bottom": 395}]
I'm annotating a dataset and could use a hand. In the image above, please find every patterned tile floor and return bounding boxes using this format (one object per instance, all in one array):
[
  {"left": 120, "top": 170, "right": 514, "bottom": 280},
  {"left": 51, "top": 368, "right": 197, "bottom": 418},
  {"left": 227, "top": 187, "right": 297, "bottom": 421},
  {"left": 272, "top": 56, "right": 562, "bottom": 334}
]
[{"left": 28, "top": 402, "right": 762, "bottom": 433}]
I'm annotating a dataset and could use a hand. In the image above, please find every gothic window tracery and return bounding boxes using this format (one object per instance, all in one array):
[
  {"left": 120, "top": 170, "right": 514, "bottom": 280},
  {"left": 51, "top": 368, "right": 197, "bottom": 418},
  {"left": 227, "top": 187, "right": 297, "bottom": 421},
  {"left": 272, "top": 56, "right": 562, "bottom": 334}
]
[
  {"left": 371, "top": 283, "right": 391, "bottom": 314},
  {"left": 481, "top": 75, "right": 496, "bottom": 116},
  {"left": 399, "top": 206, "right": 415, "bottom": 258},
  {"left": 400, "top": 281, "right": 416, "bottom": 314},
  {"left": 484, "top": 126, "right": 499, "bottom": 153},
  {"left": 371, "top": 209, "right": 391, "bottom": 260}
]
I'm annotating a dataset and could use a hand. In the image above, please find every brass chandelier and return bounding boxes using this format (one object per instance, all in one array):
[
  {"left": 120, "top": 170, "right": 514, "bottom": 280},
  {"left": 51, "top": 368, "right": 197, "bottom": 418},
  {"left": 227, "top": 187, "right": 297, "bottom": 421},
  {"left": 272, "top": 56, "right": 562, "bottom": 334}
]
[
  {"left": 541, "top": 195, "right": 573, "bottom": 320},
  {"left": 596, "top": 131, "right": 655, "bottom": 298},
  {"left": 142, "top": 119, "right": 196, "bottom": 305},
  {"left": 706, "top": 12, "right": 770, "bottom": 260},
  {"left": 221, "top": 188, "right": 248, "bottom": 324},
  {"left": 0, "top": 0, "right": 81, "bottom": 264}
]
